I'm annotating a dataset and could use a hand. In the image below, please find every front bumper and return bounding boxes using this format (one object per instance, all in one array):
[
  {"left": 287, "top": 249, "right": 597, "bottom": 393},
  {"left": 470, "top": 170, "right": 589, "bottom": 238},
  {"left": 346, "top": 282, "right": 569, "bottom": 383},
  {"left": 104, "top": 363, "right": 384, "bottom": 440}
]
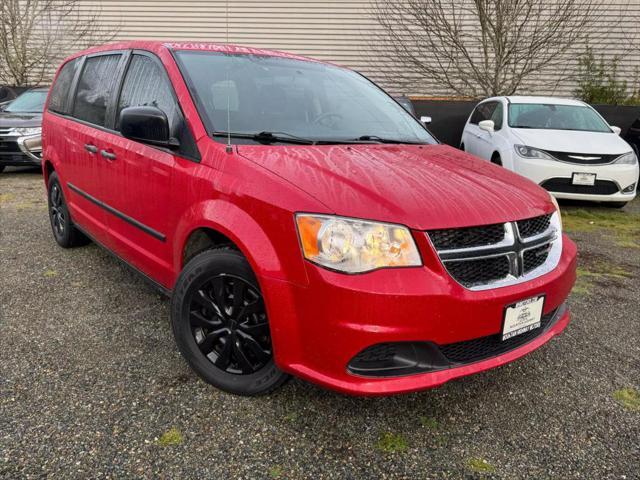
[
  {"left": 0, "top": 134, "right": 42, "bottom": 166},
  {"left": 262, "top": 234, "right": 577, "bottom": 396},
  {"left": 512, "top": 156, "right": 638, "bottom": 202}
]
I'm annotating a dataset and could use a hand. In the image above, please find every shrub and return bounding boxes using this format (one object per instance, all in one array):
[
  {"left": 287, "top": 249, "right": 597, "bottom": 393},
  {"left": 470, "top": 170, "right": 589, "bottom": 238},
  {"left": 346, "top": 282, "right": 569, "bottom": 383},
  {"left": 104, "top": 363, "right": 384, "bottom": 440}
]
[{"left": 574, "top": 48, "right": 639, "bottom": 105}]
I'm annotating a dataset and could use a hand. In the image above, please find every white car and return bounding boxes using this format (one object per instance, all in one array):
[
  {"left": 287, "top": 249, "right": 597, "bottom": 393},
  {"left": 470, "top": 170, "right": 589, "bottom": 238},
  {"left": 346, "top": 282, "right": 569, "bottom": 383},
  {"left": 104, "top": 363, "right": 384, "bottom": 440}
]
[{"left": 461, "top": 96, "right": 639, "bottom": 207}]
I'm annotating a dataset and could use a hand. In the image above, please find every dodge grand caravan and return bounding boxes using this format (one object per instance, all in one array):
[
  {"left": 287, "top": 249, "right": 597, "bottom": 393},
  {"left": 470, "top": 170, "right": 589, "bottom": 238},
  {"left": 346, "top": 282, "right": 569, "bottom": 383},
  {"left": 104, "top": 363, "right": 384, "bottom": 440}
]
[{"left": 42, "top": 42, "right": 577, "bottom": 396}]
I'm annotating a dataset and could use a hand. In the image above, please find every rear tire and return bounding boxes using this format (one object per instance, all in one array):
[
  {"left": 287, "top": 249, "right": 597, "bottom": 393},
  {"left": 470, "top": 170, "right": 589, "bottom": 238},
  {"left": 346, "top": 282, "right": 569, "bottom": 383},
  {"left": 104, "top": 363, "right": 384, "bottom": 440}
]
[
  {"left": 603, "top": 202, "right": 628, "bottom": 209},
  {"left": 47, "top": 172, "right": 89, "bottom": 248},
  {"left": 171, "top": 248, "right": 290, "bottom": 396},
  {"left": 460, "top": 143, "right": 465, "bottom": 151}
]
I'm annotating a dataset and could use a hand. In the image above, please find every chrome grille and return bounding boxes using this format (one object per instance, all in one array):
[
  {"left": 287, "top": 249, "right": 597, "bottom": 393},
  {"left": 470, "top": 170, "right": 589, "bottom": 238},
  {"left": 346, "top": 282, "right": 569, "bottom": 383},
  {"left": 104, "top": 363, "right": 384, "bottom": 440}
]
[
  {"left": 427, "top": 213, "right": 562, "bottom": 290},
  {"left": 0, "top": 127, "right": 13, "bottom": 136},
  {"left": 429, "top": 223, "right": 505, "bottom": 250},
  {"left": 516, "top": 214, "right": 551, "bottom": 238}
]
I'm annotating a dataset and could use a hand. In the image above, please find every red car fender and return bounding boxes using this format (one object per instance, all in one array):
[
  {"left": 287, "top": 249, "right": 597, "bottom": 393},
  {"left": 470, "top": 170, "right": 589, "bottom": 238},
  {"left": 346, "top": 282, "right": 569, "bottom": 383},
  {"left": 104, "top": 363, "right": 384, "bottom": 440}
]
[{"left": 172, "top": 199, "right": 309, "bottom": 289}]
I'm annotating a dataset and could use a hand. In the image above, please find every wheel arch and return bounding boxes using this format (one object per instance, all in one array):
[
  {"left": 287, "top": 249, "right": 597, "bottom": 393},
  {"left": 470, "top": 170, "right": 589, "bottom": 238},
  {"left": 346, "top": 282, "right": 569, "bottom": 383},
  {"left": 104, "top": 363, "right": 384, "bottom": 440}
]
[
  {"left": 43, "top": 159, "right": 55, "bottom": 184},
  {"left": 173, "top": 199, "right": 308, "bottom": 289}
]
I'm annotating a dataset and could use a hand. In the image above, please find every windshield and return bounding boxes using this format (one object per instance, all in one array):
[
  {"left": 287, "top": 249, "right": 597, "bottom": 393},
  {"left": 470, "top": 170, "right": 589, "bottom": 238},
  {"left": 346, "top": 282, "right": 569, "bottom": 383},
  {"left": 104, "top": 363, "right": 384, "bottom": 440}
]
[
  {"left": 508, "top": 103, "right": 611, "bottom": 132},
  {"left": 175, "top": 51, "right": 436, "bottom": 144},
  {"left": 5, "top": 90, "right": 48, "bottom": 113}
]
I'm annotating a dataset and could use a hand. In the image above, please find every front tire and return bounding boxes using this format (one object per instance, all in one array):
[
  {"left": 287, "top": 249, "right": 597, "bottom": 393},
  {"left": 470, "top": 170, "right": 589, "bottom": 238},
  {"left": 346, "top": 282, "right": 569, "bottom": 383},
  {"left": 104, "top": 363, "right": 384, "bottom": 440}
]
[
  {"left": 47, "top": 172, "right": 89, "bottom": 248},
  {"left": 0, "top": 165, "right": 5, "bottom": 173},
  {"left": 491, "top": 153, "right": 503, "bottom": 166},
  {"left": 171, "top": 248, "right": 289, "bottom": 396}
]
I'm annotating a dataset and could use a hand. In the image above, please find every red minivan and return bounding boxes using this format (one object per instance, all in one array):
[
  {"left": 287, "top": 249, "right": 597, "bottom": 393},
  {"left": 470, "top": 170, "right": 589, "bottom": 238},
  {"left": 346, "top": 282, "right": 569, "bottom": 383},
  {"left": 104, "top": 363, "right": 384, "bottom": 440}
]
[{"left": 42, "top": 42, "right": 577, "bottom": 396}]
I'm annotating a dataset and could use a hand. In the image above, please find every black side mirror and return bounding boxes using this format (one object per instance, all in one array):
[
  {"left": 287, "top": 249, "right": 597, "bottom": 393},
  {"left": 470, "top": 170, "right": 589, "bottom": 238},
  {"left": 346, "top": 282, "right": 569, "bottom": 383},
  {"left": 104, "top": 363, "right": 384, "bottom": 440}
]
[{"left": 119, "top": 106, "right": 179, "bottom": 148}]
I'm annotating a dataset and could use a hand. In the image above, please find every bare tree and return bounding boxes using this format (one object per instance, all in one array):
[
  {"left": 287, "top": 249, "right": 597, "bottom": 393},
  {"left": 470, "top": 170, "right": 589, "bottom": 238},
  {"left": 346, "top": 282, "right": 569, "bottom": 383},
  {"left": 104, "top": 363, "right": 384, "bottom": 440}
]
[
  {"left": 370, "top": 0, "right": 613, "bottom": 98},
  {"left": 0, "top": 0, "right": 117, "bottom": 86}
]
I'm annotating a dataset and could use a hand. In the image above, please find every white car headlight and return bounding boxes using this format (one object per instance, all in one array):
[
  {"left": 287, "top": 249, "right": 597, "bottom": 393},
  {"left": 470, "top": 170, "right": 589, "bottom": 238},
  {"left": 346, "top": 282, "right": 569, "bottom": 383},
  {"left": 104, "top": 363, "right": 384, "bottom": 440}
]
[
  {"left": 10, "top": 127, "right": 42, "bottom": 136},
  {"left": 514, "top": 145, "right": 555, "bottom": 160},
  {"left": 295, "top": 214, "right": 422, "bottom": 273},
  {"left": 613, "top": 151, "right": 638, "bottom": 165}
]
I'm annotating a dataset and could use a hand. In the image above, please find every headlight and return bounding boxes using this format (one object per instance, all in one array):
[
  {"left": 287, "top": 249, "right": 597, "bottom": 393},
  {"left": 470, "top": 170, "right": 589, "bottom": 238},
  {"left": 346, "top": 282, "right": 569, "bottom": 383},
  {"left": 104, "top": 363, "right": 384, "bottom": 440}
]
[
  {"left": 613, "top": 151, "right": 638, "bottom": 165},
  {"left": 295, "top": 214, "right": 422, "bottom": 273},
  {"left": 514, "top": 145, "right": 554, "bottom": 160},
  {"left": 10, "top": 127, "right": 41, "bottom": 136},
  {"left": 549, "top": 194, "right": 562, "bottom": 231}
]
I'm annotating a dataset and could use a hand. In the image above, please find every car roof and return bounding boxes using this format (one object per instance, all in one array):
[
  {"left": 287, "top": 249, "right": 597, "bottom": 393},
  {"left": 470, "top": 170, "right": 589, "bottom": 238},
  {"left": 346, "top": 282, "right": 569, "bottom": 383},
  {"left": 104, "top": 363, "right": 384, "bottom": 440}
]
[
  {"left": 65, "top": 40, "right": 328, "bottom": 66},
  {"left": 501, "top": 96, "right": 587, "bottom": 106}
]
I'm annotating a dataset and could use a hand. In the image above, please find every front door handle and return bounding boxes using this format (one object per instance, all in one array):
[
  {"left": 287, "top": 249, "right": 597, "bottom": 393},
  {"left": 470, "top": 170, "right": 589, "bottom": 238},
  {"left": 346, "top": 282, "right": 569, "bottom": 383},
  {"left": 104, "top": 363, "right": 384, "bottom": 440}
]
[
  {"left": 100, "top": 150, "right": 116, "bottom": 161},
  {"left": 84, "top": 144, "right": 98, "bottom": 153}
]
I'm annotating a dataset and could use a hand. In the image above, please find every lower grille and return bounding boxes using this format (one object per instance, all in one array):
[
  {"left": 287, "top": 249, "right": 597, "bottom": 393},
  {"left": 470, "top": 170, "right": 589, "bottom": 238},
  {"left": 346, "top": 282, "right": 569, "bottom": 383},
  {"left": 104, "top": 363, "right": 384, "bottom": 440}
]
[
  {"left": 541, "top": 178, "right": 619, "bottom": 195},
  {"left": 440, "top": 307, "right": 558, "bottom": 364},
  {"left": 445, "top": 255, "right": 511, "bottom": 288},
  {"left": 0, "top": 140, "right": 21, "bottom": 153},
  {"left": 348, "top": 305, "right": 565, "bottom": 377}
]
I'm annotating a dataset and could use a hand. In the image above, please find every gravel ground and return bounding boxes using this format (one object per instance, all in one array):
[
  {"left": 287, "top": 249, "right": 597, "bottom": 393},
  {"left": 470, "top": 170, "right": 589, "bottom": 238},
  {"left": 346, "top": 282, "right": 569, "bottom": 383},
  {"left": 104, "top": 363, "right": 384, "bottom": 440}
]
[{"left": 1, "top": 167, "right": 639, "bottom": 479}]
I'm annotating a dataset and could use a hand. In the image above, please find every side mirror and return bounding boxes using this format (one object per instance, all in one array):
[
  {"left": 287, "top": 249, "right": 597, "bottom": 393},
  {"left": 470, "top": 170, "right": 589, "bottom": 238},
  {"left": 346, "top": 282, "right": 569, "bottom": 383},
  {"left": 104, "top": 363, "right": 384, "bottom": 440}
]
[
  {"left": 420, "top": 115, "right": 432, "bottom": 125},
  {"left": 611, "top": 126, "right": 621, "bottom": 135},
  {"left": 119, "top": 106, "right": 179, "bottom": 148},
  {"left": 479, "top": 120, "right": 495, "bottom": 133}
]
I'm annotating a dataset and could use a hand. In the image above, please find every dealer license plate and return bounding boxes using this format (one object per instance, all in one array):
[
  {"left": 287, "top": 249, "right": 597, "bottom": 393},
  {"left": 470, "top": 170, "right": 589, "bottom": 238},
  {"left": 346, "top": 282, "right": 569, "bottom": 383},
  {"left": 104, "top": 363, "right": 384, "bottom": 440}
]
[
  {"left": 572, "top": 172, "right": 596, "bottom": 186},
  {"left": 502, "top": 296, "right": 545, "bottom": 341}
]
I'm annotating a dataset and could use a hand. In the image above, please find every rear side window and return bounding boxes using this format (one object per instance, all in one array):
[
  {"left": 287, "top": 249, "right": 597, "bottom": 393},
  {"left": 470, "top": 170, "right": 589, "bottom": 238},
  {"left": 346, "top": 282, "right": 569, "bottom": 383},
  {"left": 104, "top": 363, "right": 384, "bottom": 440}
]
[
  {"left": 48, "top": 58, "right": 80, "bottom": 114},
  {"left": 73, "top": 54, "right": 121, "bottom": 127},
  {"left": 116, "top": 55, "right": 179, "bottom": 129}
]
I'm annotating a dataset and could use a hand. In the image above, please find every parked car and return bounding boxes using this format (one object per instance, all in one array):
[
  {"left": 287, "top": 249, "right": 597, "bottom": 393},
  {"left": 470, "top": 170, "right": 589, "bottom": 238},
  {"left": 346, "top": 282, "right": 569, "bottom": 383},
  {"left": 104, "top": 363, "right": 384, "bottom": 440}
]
[
  {"left": 461, "top": 96, "right": 639, "bottom": 208},
  {"left": 0, "top": 85, "right": 18, "bottom": 110},
  {"left": 0, "top": 87, "right": 47, "bottom": 173},
  {"left": 42, "top": 42, "right": 576, "bottom": 396},
  {"left": 393, "top": 95, "right": 432, "bottom": 126},
  {"left": 623, "top": 116, "right": 640, "bottom": 158}
]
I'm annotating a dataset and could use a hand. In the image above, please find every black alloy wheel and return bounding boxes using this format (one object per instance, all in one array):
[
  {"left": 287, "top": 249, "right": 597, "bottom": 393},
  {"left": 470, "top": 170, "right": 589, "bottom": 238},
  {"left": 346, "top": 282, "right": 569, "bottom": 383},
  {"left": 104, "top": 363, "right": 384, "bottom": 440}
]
[
  {"left": 49, "top": 181, "right": 66, "bottom": 238},
  {"left": 47, "top": 172, "right": 89, "bottom": 248},
  {"left": 189, "top": 274, "right": 271, "bottom": 375},
  {"left": 171, "top": 248, "right": 289, "bottom": 395}
]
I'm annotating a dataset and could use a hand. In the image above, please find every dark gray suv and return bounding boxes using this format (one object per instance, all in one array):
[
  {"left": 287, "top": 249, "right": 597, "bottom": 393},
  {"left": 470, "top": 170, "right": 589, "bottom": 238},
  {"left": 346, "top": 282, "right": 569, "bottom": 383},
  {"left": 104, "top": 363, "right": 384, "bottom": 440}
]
[{"left": 0, "top": 87, "right": 47, "bottom": 173}]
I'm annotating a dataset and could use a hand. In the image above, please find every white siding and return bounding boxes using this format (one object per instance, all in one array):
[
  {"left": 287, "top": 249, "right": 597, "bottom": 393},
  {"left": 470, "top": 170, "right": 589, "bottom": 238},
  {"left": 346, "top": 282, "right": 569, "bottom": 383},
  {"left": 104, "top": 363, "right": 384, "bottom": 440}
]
[{"left": 61, "top": 0, "right": 640, "bottom": 97}]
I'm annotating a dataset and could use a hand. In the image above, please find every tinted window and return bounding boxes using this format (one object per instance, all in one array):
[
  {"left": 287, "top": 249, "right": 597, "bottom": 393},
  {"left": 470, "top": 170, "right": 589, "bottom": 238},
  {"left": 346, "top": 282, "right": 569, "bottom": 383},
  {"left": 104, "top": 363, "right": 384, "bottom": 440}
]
[
  {"left": 5, "top": 90, "right": 48, "bottom": 113},
  {"left": 470, "top": 102, "right": 498, "bottom": 125},
  {"left": 508, "top": 103, "right": 611, "bottom": 132},
  {"left": 73, "top": 54, "right": 121, "bottom": 127},
  {"left": 48, "top": 58, "right": 80, "bottom": 114},
  {"left": 116, "top": 55, "right": 179, "bottom": 130},
  {"left": 175, "top": 51, "right": 436, "bottom": 145}
]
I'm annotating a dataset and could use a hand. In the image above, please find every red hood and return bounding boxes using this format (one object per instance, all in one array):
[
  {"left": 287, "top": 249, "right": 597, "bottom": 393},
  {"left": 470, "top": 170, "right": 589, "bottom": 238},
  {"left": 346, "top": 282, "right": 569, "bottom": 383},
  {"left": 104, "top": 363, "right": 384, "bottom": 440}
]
[{"left": 237, "top": 143, "right": 553, "bottom": 230}]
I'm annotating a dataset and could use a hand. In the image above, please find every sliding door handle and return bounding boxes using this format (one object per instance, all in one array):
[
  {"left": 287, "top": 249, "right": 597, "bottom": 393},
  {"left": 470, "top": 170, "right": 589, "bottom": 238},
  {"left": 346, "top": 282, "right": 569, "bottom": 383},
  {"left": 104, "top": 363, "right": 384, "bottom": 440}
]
[
  {"left": 100, "top": 150, "right": 116, "bottom": 161},
  {"left": 84, "top": 144, "right": 98, "bottom": 153}
]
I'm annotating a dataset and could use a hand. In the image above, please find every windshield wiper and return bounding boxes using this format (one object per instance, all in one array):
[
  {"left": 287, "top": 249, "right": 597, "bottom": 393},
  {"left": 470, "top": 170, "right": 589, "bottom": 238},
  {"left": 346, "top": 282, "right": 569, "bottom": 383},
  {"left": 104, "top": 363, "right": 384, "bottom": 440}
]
[
  {"left": 211, "top": 130, "right": 316, "bottom": 145},
  {"left": 350, "top": 135, "right": 426, "bottom": 144}
]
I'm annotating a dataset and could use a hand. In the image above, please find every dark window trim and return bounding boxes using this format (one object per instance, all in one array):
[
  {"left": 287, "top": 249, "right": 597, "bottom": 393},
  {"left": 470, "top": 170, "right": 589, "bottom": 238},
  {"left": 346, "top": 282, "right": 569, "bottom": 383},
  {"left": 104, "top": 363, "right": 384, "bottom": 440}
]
[{"left": 115, "top": 49, "right": 201, "bottom": 162}]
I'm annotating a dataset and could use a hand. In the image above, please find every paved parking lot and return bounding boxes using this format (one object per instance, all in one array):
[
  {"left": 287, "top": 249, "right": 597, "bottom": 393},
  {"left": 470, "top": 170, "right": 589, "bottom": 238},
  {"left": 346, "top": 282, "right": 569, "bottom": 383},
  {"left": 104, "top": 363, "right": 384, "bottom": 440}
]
[{"left": 1, "top": 167, "right": 639, "bottom": 479}]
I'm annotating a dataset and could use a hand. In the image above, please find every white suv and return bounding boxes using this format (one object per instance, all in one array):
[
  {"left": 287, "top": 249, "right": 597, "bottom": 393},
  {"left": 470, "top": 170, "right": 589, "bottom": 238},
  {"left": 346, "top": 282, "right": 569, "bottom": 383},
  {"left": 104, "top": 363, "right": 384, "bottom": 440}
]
[{"left": 461, "top": 96, "right": 639, "bottom": 207}]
